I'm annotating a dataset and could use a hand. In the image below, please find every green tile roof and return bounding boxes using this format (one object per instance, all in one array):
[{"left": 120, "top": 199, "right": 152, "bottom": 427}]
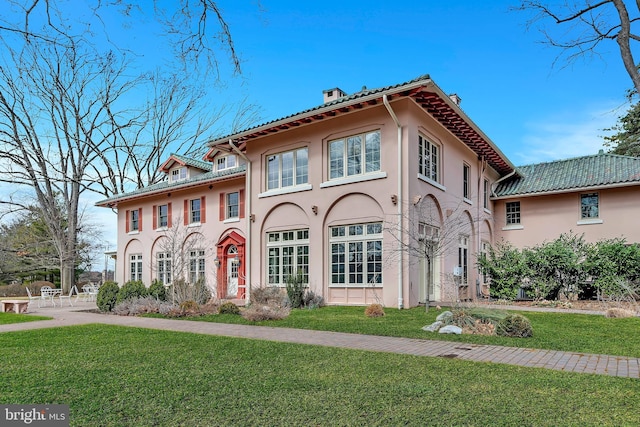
[
  {"left": 168, "top": 153, "right": 212, "bottom": 171},
  {"left": 96, "top": 163, "right": 246, "bottom": 206},
  {"left": 494, "top": 152, "right": 640, "bottom": 198}
]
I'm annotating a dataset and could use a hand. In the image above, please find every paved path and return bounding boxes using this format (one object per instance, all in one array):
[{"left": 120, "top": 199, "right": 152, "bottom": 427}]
[{"left": 2, "top": 301, "right": 639, "bottom": 379}]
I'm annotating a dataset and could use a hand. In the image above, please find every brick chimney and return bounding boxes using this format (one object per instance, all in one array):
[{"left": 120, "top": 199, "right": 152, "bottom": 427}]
[{"left": 323, "top": 88, "right": 347, "bottom": 103}]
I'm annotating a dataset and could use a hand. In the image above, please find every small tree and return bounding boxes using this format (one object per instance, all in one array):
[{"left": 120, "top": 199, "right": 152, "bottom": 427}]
[{"left": 585, "top": 238, "right": 640, "bottom": 303}]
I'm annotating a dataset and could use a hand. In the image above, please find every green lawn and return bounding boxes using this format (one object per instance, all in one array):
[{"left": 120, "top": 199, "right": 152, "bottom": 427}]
[
  {"left": 0, "top": 311, "right": 51, "bottom": 324},
  {"left": 2, "top": 324, "right": 639, "bottom": 426},
  {"left": 176, "top": 306, "right": 640, "bottom": 358}
]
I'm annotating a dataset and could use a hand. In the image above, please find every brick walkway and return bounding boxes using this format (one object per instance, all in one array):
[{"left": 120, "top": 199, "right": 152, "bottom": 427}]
[{"left": 2, "top": 301, "right": 638, "bottom": 379}]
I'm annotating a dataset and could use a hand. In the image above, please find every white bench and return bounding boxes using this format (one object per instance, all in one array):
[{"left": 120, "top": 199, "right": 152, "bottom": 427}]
[{"left": 1, "top": 300, "right": 29, "bottom": 314}]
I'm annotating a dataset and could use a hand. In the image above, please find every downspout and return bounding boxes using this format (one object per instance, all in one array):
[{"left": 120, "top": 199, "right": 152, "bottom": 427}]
[
  {"left": 229, "top": 140, "right": 251, "bottom": 303},
  {"left": 383, "top": 94, "right": 404, "bottom": 309}
]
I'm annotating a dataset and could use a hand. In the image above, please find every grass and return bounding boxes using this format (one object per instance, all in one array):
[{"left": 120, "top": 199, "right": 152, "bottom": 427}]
[
  {"left": 2, "top": 324, "right": 639, "bottom": 426},
  {"left": 170, "top": 305, "right": 640, "bottom": 358},
  {"left": 0, "top": 311, "right": 51, "bottom": 324}
]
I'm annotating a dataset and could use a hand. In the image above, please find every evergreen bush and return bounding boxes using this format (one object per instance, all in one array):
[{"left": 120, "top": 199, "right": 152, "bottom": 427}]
[
  {"left": 116, "top": 280, "right": 148, "bottom": 304},
  {"left": 97, "top": 281, "right": 120, "bottom": 312}
]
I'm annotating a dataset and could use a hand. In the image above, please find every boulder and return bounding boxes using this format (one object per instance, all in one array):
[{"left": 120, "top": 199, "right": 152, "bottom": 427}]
[
  {"left": 436, "top": 310, "right": 453, "bottom": 323},
  {"left": 422, "top": 321, "right": 443, "bottom": 332},
  {"left": 439, "top": 325, "right": 462, "bottom": 334}
]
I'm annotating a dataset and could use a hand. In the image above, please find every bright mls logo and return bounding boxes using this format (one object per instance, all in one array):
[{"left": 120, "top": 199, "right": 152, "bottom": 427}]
[{"left": 1, "top": 405, "right": 69, "bottom": 426}]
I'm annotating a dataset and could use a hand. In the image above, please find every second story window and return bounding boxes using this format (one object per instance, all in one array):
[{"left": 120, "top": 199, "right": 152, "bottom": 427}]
[
  {"left": 483, "top": 179, "right": 489, "bottom": 210},
  {"left": 158, "top": 204, "right": 168, "bottom": 228},
  {"left": 184, "top": 197, "right": 205, "bottom": 225},
  {"left": 418, "top": 135, "right": 440, "bottom": 183},
  {"left": 217, "top": 155, "right": 237, "bottom": 171},
  {"left": 329, "top": 130, "right": 380, "bottom": 180},
  {"left": 171, "top": 167, "right": 188, "bottom": 182},
  {"left": 506, "top": 201, "right": 521, "bottom": 225},
  {"left": 267, "top": 148, "right": 308, "bottom": 190},
  {"left": 581, "top": 193, "right": 599, "bottom": 219},
  {"left": 227, "top": 192, "right": 239, "bottom": 219},
  {"left": 463, "top": 163, "right": 470, "bottom": 199},
  {"left": 126, "top": 208, "right": 142, "bottom": 233},
  {"left": 190, "top": 198, "right": 201, "bottom": 223}
]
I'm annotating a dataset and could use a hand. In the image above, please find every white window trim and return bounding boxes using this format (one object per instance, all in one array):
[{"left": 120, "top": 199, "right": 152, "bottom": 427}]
[
  {"left": 577, "top": 219, "right": 604, "bottom": 225},
  {"left": 224, "top": 218, "right": 240, "bottom": 224},
  {"left": 266, "top": 147, "right": 309, "bottom": 191},
  {"left": 155, "top": 227, "right": 168, "bottom": 232},
  {"left": 417, "top": 173, "right": 446, "bottom": 192},
  {"left": 329, "top": 223, "right": 383, "bottom": 288},
  {"left": 187, "top": 222, "right": 202, "bottom": 228},
  {"left": 321, "top": 171, "right": 387, "bottom": 188},
  {"left": 501, "top": 224, "right": 524, "bottom": 231},
  {"left": 463, "top": 197, "right": 473, "bottom": 206},
  {"left": 483, "top": 208, "right": 492, "bottom": 215},
  {"left": 127, "top": 230, "right": 140, "bottom": 236},
  {"left": 259, "top": 183, "right": 312, "bottom": 198},
  {"left": 217, "top": 155, "right": 237, "bottom": 171}
]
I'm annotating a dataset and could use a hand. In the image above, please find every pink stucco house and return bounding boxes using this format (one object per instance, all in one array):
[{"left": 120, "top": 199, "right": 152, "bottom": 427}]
[{"left": 96, "top": 74, "right": 640, "bottom": 308}]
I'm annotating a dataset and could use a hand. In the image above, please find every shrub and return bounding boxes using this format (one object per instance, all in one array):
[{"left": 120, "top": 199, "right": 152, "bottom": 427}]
[
  {"left": 113, "top": 296, "right": 172, "bottom": 316},
  {"left": 251, "top": 285, "right": 287, "bottom": 307},
  {"left": 0, "top": 283, "right": 28, "bottom": 297},
  {"left": 241, "top": 304, "right": 291, "bottom": 321},
  {"left": 97, "top": 281, "right": 120, "bottom": 312},
  {"left": 170, "top": 278, "right": 212, "bottom": 305},
  {"left": 179, "top": 300, "right": 200, "bottom": 315},
  {"left": 365, "top": 303, "right": 385, "bottom": 318},
  {"left": 496, "top": 314, "right": 533, "bottom": 338},
  {"left": 605, "top": 307, "right": 637, "bottom": 318},
  {"left": 116, "top": 280, "right": 148, "bottom": 304},
  {"left": 303, "top": 290, "right": 325, "bottom": 309},
  {"left": 148, "top": 279, "right": 167, "bottom": 301},
  {"left": 219, "top": 301, "right": 240, "bottom": 315},
  {"left": 285, "top": 273, "right": 306, "bottom": 309}
]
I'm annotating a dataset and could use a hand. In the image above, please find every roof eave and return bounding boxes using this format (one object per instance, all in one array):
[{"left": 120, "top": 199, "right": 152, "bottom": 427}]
[{"left": 492, "top": 180, "right": 640, "bottom": 200}]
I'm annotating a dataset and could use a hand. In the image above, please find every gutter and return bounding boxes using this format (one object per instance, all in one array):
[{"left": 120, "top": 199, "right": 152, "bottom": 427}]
[
  {"left": 229, "top": 140, "right": 252, "bottom": 303},
  {"left": 491, "top": 169, "right": 517, "bottom": 198},
  {"left": 383, "top": 94, "right": 404, "bottom": 309}
]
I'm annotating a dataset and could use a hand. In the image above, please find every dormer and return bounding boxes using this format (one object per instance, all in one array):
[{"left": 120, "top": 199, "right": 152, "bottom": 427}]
[{"left": 159, "top": 153, "right": 212, "bottom": 182}]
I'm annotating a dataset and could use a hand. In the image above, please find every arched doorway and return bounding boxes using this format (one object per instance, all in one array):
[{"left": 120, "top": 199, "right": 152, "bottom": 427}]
[{"left": 216, "top": 231, "right": 245, "bottom": 299}]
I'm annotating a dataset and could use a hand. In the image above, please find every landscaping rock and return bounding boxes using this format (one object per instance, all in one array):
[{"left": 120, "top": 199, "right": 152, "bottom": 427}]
[
  {"left": 436, "top": 310, "right": 453, "bottom": 323},
  {"left": 439, "top": 325, "right": 462, "bottom": 334},
  {"left": 422, "top": 321, "right": 443, "bottom": 332}
]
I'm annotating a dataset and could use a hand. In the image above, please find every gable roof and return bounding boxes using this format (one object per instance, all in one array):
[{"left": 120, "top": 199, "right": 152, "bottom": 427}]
[
  {"left": 493, "top": 152, "right": 640, "bottom": 198},
  {"left": 208, "top": 74, "right": 516, "bottom": 176},
  {"left": 159, "top": 153, "right": 211, "bottom": 173},
  {"left": 95, "top": 163, "right": 246, "bottom": 207}
]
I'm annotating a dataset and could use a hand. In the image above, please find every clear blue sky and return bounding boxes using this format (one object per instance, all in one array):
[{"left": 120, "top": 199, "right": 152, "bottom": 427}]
[
  {"left": 89, "top": 0, "right": 632, "bottom": 261},
  {"left": 214, "top": 0, "right": 631, "bottom": 166}
]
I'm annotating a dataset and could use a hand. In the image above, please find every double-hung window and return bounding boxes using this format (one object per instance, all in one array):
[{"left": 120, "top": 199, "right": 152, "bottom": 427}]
[
  {"left": 267, "top": 148, "right": 308, "bottom": 190},
  {"left": 157, "top": 252, "right": 172, "bottom": 285},
  {"left": 127, "top": 208, "right": 142, "bottom": 233},
  {"left": 418, "top": 135, "right": 440, "bottom": 183},
  {"left": 190, "top": 199, "right": 201, "bottom": 223},
  {"left": 483, "top": 179, "right": 489, "bottom": 210},
  {"left": 329, "top": 130, "right": 380, "bottom": 179},
  {"left": 267, "top": 229, "right": 309, "bottom": 286},
  {"left": 226, "top": 192, "right": 239, "bottom": 219},
  {"left": 330, "top": 222, "right": 383, "bottom": 286},
  {"left": 463, "top": 163, "right": 470, "bottom": 199},
  {"left": 506, "top": 201, "right": 521, "bottom": 225},
  {"left": 581, "top": 193, "right": 599, "bottom": 219},
  {"left": 129, "top": 254, "right": 142, "bottom": 281},
  {"left": 158, "top": 204, "right": 168, "bottom": 228},
  {"left": 189, "top": 250, "right": 205, "bottom": 284}
]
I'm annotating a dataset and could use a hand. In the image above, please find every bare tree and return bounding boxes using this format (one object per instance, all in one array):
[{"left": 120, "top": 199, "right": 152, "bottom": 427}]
[
  {"left": 154, "top": 216, "right": 214, "bottom": 304},
  {"left": 0, "top": 1, "right": 254, "bottom": 291},
  {"left": 386, "top": 196, "right": 490, "bottom": 311},
  {"left": 515, "top": 1, "right": 640, "bottom": 96}
]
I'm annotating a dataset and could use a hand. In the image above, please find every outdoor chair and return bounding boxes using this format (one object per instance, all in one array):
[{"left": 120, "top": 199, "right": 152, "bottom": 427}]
[
  {"left": 58, "top": 285, "right": 77, "bottom": 307},
  {"left": 40, "top": 285, "right": 56, "bottom": 307},
  {"left": 25, "top": 286, "right": 41, "bottom": 308}
]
